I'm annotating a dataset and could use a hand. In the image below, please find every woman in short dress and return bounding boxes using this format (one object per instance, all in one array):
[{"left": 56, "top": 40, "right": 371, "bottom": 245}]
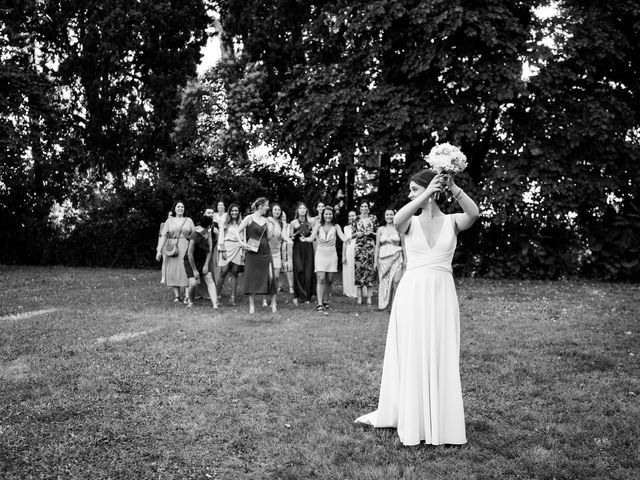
[
  {"left": 156, "top": 201, "right": 195, "bottom": 302},
  {"left": 290, "top": 202, "right": 316, "bottom": 305},
  {"left": 354, "top": 201, "right": 379, "bottom": 305},
  {"left": 237, "top": 197, "right": 278, "bottom": 314},
  {"left": 341, "top": 210, "right": 358, "bottom": 298},
  {"left": 184, "top": 215, "right": 218, "bottom": 309},
  {"left": 217, "top": 203, "right": 244, "bottom": 306},
  {"left": 375, "top": 208, "right": 405, "bottom": 310},
  {"left": 307, "top": 206, "right": 348, "bottom": 311},
  {"left": 280, "top": 211, "right": 295, "bottom": 294}
]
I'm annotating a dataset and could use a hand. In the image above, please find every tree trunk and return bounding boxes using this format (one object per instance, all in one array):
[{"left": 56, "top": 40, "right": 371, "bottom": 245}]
[
  {"left": 377, "top": 152, "right": 391, "bottom": 216},
  {"left": 211, "top": 14, "right": 250, "bottom": 165}
]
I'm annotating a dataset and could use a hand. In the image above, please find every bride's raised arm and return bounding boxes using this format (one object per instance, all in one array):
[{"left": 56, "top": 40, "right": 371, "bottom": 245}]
[
  {"left": 394, "top": 174, "right": 445, "bottom": 234},
  {"left": 445, "top": 175, "right": 480, "bottom": 233}
]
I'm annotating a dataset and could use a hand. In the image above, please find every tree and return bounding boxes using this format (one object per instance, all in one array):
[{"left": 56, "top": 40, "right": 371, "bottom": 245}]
[{"left": 501, "top": 0, "right": 640, "bottom": 279}]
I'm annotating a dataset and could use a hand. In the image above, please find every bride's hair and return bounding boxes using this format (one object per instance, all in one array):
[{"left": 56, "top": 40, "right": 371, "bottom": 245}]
[{"left": 410, "top": 169, "right": 436, "bottom": 188}]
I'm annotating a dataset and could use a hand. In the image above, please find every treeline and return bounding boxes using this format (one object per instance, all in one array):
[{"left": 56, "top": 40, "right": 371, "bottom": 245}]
[{"left": 1, "top": 1, "right": 639, "bottom": 280}]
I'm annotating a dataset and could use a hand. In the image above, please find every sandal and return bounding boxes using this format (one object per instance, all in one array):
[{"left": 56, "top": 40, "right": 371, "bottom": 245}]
[
  {"left": 323, "top": 303, "right": 330, "bottom": 310},
  {"left": 173, "top": 297, "right": 181, "bottom": 303},
  {"left": 316, "top": 304, "right": 324, "bottom": 311}
]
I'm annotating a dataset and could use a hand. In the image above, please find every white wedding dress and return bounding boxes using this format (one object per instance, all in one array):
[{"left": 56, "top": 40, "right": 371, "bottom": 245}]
[{"left": 355, "top": 214, "right": 466, "bottom": 446}]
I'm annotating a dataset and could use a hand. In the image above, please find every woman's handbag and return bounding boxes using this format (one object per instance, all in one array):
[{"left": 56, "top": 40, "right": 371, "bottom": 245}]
[
  {"left": 246, "top": 223, "right": 266, "bottom": 253},
  {"left": 163, "top": 218, "right": 188, "bottom": 257}
]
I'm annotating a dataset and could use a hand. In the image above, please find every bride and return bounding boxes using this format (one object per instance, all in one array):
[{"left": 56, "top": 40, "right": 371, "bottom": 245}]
[{"left": 355, "top": 169, "right": 479, "bottom": 446}]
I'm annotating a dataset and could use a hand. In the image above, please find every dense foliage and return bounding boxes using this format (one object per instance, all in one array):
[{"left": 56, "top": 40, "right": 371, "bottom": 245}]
[
  {"left": 214, "top": 0, "right": 640, "bottom": 280},
  {"left": 1, "top": 1, "right": 638, "bottom": 279}
]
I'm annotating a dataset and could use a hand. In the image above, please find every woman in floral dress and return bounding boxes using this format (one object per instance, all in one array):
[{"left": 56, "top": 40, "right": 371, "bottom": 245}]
[{"left": 354, "top": 201, "right": 379, "bottom": 305}]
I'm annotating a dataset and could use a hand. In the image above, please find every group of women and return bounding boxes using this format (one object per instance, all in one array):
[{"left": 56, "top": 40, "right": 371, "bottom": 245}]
[
  {"left": 156, "top": 169, "right": 481, "bottom": 448},
  {"left": 156, "top": 198, "right": 408, "bottom": 313}
]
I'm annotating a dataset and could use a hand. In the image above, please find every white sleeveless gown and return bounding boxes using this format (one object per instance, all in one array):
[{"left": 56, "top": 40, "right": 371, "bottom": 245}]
[{"left": 355, "top": 214, "right": 466, "bottom": 446}]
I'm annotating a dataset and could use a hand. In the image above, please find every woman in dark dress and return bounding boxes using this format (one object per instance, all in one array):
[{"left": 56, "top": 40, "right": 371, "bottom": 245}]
[
  {"left": 237, "top": 197, "right": 278, "bottom": 314},
  {"left": 184, "top": 215, "right": 218, "bottom": 309},
  {"left": 289, "top": 202, "right": 316, "bottom": 305}
]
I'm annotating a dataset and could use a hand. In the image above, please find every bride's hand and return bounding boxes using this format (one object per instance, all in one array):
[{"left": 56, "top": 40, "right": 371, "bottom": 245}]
[{"left": 425, "top": 174, "right": 446, "bottom": 198}]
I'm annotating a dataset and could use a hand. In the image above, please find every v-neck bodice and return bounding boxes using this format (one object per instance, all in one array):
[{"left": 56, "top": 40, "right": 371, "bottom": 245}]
[{"left": 404, "top": 215, "right": 456, "bottom": 273}]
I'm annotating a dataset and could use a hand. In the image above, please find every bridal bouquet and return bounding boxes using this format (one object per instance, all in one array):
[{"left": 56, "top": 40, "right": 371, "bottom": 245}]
[{"left": 425, "top": 143, "right": 467, "bottom": 175}]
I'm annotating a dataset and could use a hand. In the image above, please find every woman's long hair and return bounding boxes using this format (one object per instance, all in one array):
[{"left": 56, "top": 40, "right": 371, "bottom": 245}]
[
  {"left": 270, "top": 203, "right": 285, "bottom": 229},
  {"left": 320, "top": 205, "right": 334, "bottom": 226},
  {"left": 224, "top": 203, "right": 242, "bottom": 230},
  {"left": 294, "top": 202, "right": 310, "bottom": 224}
]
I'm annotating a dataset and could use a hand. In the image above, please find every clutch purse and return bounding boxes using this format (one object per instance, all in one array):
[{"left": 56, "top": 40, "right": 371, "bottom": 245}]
[{"left": 246, "top": 238, "right": 260, "bottom": 253}]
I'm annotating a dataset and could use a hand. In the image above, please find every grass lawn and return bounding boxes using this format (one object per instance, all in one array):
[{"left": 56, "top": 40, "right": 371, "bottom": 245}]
[{"left": 0, "top": 266, "right": 638, "bottom": 479}]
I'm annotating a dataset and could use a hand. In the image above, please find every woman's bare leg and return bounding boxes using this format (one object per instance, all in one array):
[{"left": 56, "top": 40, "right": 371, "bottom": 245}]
[
  {"left": 249, "top": 294, "right": 255, "bottom": 314},
  {"left": 316, "top": 272, "right": 325, "bottom": 308},
  {"left": 204, "top": 273, "right": 218, "bottom": 309}
]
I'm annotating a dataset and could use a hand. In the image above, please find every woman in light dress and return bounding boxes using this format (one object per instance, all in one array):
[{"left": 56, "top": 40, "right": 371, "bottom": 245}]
[
  {"left": 341, "top": 210, "right": 358, "bottom": 298},
  {"left": 237, "top": 197, "right": 278, "bottom": 314},
  {"left": 184, "top": 215, "right": 218, "bottom": 309},
  {"left": 217, "top": 204, "right": 244, "bottom": 306},
  {"left": 157, "top": 210, "right": 173, "bottom": 285},
  {"left": 280, "top": 213, "right": 295, "bottom": 294},
  {"left": 213, "top": 200, "right": 226, "bottom": 226},
  {"left": 354, "top": 201, "right": 379, "bottom": 305},
  {"left": 262, "top": 204, "right": 292, "bottom": 306},
  {"left": 355, "top": 170, "right": 479, "bottom": 446},
  {"left": 374, "top": 209, "right": 406, "bottom": 310},
  {"left": 306, "top": 206, "right": 348, "bottom": 311},
  {"left": 156, "top": 201, "right": 195, "bottom": 303}
]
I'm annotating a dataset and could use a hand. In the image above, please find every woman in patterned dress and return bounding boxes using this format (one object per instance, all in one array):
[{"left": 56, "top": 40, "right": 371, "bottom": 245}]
[
  {"left": 354, "top": 201, "right": 379, "bottom": 305},
  {"left": 375, "top": 209, "right": 406, "bottom": 310}
]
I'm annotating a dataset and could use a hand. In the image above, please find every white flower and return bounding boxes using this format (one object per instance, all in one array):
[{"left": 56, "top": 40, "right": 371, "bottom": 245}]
[{"left": 425, "top": 143, "right": 468, "bottom": 174}]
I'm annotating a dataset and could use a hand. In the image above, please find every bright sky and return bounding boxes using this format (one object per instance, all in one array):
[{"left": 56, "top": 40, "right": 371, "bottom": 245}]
[{"left": 197, "top": 36, "right": 221, "bottom": 75}]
